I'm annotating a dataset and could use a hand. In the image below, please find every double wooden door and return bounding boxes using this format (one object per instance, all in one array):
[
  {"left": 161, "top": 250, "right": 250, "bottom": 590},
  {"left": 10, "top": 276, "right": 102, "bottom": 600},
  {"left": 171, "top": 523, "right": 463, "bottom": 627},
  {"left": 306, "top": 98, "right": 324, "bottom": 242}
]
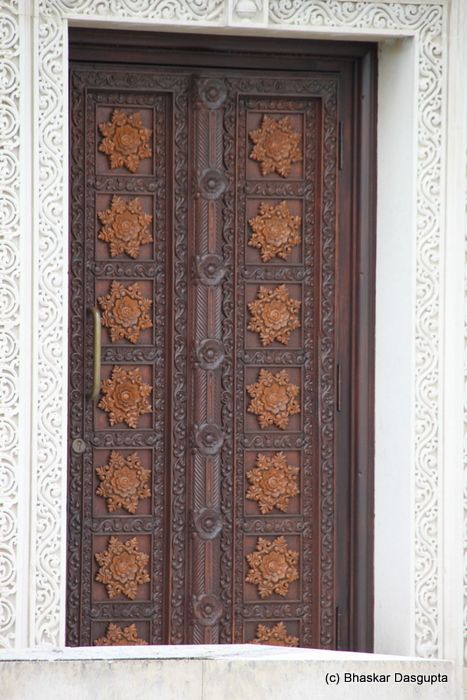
[{"left": 67, "top": 34, "right": 375, "bottom": 650}]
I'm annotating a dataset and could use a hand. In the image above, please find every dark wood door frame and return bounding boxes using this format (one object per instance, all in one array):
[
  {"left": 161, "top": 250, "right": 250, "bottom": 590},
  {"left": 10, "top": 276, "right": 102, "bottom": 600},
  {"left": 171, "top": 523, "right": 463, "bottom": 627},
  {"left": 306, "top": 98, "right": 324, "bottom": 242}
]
[{"left": 69, "top": 29, "right": 377, "bottom": 652}]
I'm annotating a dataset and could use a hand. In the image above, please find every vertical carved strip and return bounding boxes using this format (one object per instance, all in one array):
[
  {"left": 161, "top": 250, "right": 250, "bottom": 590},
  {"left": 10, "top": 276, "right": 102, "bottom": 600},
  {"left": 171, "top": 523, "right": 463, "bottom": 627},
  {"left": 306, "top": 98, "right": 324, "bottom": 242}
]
[
  {"left": 0, "top": 0, "right": 21, "bottom": 649},
  {"left": 190, "top": 78, "right": 229, "bottom": 642}
]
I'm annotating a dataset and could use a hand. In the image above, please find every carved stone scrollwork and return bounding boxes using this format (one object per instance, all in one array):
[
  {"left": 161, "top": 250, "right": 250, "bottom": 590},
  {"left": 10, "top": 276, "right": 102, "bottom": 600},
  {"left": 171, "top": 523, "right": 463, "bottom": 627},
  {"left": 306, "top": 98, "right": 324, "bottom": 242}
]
[
  {"left": 97, "top": 196, "right": 153, "bottom": 259},
  {"left": 98, "top": 366, "right": 152, "bottom": 428},
  {"left": 96, "top": 451, "right": 151, "bottom": 514},
  {"left": 193, "top": 507, "right": 223, "bottom": 539},
  {"left": 197, "top": 78, "right": 227, "bottom": 109},
  {"left": 98, "top": 110, "right": 152, "bottom": 172},
  {"left": 98, "top": 281, "right": 153, "bottom": 344},
  {"left": 246, "top": 536, "right": 299, "bottom": 598},
  {"left": 195, "top": 254, "right": 226, "bottom": 286},
  {"left": 247, "top": 369, "right": 300, "bottom": 429},
  {"left": 196, "top": 338, "right": 225, "bottom": 370},
  {"left": 95, "top": 536, "right": 150, "bottom": 599},
  {"left": 248, "top": 285, "right": 301, "bottom": 346},
  {"left": 198, "top": 168, "right": 227, "bottom": 199},
  {"left": 94, "top": 623, "right": 148, "bottom": 646},
  {"left": 193, "top": 594, "right": 223, "bottom": 626},
  {"left": 250, "top": 621, "right": 299, "bottom": 647},
  {"left": 246, "top": 452, "right": 299, "bottom": 514},
  {"left": 249, "top": 115, "right": 302, "bottom": 177},
  {"left": 194, "top": 423, "right": 225, "bottom": 455},
  {"left": 248, "top": 201, "right": 301, "bottom": 262}
]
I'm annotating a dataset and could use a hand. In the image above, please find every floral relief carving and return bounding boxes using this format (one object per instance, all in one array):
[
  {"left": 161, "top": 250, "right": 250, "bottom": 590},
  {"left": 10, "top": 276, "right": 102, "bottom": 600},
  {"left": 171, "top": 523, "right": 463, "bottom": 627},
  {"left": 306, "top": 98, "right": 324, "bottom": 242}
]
[
  {"left": 249, "top": 201, "right": 301, "bottom": 262},
  {"left": 94, "top": 623, "right": 147, "bottom": 646},
  {"left": 95, "top": 537, "right": 150, "bottom": 600},
  {"left": 249, "top": 115, "right": 302, "bottom": 177},
  {"left": 97, "top": 196, "right": 153, "bottom": 259},
  {"left": 248, "top": 285, "right": 301, "bottom": 346},
  {"left": 246, "top": 536, "right": 299, "bottom": 598},
  {"left": 250, "top": 622, "right": 299, "bottom": 647},
  {"left": 246, "top": 452, "right": 299, "bottom": 514},
  {"left": 98, "top": 366, "right": 152, "bottom": 428},
  {"left": 98, "top": 110, "right": 152, "bottom": 172},
  {"left": 96, "top": 451, "right": 151, "bottom": 514},
  {"left": 98, "top": 281, "right": 152, "bottom": 344},
  {"left": 247, "top": 369, "right": 300, "bottom": 429}
]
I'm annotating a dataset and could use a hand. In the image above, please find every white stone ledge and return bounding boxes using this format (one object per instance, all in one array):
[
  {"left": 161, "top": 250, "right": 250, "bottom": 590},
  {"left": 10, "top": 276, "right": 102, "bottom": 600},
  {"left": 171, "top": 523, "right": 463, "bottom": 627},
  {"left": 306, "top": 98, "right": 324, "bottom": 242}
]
[{"left": 0, "top": 645, "right": 455, "bottom": 700}]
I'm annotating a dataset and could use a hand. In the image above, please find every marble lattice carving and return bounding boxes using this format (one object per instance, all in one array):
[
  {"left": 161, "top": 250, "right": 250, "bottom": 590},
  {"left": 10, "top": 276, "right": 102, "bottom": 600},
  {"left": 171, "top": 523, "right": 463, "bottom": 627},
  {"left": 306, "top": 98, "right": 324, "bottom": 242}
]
[
  {"left": 23, "top": 0, "right": 446, "bottom": 656},
  {"left": 0, "top": 0, "right": 21, "bottom": 649}
]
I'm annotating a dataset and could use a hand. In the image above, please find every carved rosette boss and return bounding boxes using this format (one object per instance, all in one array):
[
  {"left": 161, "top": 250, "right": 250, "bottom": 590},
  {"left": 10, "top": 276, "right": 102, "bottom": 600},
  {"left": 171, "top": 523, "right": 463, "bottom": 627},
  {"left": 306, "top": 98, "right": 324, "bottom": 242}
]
[
  {"left": 247, "top": 369, "right": 300, "bottom": 429},
  {"left": 97, "top": 196, "right": 153, "bottom": 259},
  {"left": 246, "top": 536, "right": 299, "bottom": 598},
  {"left": 98, "top": 110, "right": 152, "bottom": 172},
  {"left": 98, "top": 281, "right": 152, "bottom": 344},
  {"left": 246, "top": 452, "right": 299, "bottom": 514},
  {"left": 95, "top": 623, "right": 148, "bottom": 646},
  {"left": 248, "top": 285, "right": 301, "bottom": 346},
  {"left": 249, "top": 115, "right": 302, "bottom": 177},
  {"left": 249, "top": 201, "right": 301, "bottom": 262},
  {"left": 95, "top": 536, "right": 150, "bottom": 599},
  {"left": 96, "top": 451, "right": 151, "bottom": 514},
  {"left": 98, "top": 366, "right": 152, "bottom": 428},
  {"left": 251, "top": 622, "right": 299, "bottom": 648}
]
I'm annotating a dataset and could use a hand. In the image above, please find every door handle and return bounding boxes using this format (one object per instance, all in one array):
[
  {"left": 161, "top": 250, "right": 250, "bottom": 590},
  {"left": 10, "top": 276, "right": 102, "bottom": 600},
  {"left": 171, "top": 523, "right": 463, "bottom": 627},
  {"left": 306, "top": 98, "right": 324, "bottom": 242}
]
[{"left": 87, "top": 306, "right": 101, "bottom": 400}]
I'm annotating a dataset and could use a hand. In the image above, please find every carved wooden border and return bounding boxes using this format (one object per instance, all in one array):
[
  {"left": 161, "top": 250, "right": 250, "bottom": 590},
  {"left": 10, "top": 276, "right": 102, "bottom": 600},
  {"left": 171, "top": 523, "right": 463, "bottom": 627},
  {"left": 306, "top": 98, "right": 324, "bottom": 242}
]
[{"left": 0, "top": 0, "right": 457, "bottom": 662}]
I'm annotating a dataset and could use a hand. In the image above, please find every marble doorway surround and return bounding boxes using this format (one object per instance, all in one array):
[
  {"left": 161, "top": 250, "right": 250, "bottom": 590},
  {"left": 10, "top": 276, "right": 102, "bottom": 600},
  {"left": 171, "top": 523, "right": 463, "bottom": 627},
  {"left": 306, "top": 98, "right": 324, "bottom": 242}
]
[{"left": 0, "top": 0, "right": 465, "bottom": 691}]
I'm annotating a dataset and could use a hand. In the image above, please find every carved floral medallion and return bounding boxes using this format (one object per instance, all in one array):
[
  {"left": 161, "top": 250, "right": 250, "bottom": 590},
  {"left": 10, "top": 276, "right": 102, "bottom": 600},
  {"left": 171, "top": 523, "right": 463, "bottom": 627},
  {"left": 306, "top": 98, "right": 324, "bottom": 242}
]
[
  {"left": 248, "top": 201, "right": 301, "bottom": 262},
  {"left": 250, "top": 622, "right": 299, "bottom": 647},
  {"left": 247, "top": 369, "right": 300, "bottom": 429},
  {"left": 249, "top": 115, "right": 302, "bottom": 177},
  {"left": 94, "top": 623, "right": 148, "bottom": 646},
  {"left": 98, "top": 110, "right": 152, "bottom": 172},
  {"left": 246, "top": 452, "right": 299, "bottom": 514},
  {"left": 97, "top": 196, "right": 153, "bottom": 259},
  {"left": 248, "top": 285, "right": 301, "bottom": 346},
  {"left": 95, "top": 536, "right": 150, "bottom": 599},
  {"left": 98, "top": 366, "right": 152, "bottom": 429},
  {"left": 98, "top": 281, "right": 153, "bottom": 344},
  {"left": 246, "top": 536, "right": 299, "bottom": 598},
  {"left": 96, "top": 451, "right": 151, "bottom": 514}
]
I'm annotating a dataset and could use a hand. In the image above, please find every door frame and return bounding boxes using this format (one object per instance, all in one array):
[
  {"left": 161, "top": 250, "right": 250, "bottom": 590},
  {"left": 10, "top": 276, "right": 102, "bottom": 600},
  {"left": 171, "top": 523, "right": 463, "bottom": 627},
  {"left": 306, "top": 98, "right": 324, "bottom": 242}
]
[{"left": 68, "top": 28, "right": 377, "bottom": 652}]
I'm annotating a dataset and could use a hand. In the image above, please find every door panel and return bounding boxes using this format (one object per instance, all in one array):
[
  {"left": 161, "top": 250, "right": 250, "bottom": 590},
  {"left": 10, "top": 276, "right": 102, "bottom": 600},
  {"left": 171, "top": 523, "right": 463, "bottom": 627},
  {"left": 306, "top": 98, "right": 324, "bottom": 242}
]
[{"left": 68, "top": 35, "right": 376, "bottom": 649}]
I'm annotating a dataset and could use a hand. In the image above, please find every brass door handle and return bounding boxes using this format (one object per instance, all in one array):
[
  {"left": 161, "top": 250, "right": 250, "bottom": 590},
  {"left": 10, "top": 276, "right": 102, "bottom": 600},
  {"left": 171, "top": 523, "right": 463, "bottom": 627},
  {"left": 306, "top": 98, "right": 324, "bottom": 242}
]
[{"left": 87, "top": 306, "right": 101, "bottom": 400}]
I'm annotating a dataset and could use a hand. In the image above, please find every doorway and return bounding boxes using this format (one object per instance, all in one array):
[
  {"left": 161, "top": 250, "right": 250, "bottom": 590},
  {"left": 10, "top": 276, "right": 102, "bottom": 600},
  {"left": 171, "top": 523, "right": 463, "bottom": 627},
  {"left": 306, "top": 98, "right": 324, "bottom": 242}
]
[{"left": 67, "top": 30, "right": 376, "bottom": 650}]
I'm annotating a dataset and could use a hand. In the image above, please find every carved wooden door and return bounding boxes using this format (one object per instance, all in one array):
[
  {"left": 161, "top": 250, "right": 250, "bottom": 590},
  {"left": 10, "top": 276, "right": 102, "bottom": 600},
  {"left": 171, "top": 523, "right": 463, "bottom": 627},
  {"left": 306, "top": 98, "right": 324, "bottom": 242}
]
[{"left": 67, "top": 36, "right": 375, "bottom": 650}]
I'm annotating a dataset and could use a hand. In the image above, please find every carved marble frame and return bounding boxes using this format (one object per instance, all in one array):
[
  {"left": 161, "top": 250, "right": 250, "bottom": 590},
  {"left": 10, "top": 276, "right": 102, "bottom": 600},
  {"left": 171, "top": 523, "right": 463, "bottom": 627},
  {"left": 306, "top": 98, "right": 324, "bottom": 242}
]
[{"left": 0, "top": 0, "right": 465, "bottom": 676}]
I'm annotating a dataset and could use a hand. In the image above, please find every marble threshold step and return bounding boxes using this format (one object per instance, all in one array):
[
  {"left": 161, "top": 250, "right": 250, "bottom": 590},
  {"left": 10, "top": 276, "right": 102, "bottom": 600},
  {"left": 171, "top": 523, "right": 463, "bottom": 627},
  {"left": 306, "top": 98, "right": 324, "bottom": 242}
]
[{"left": 0, "top": 645, "right": 457, "bottom": 700}]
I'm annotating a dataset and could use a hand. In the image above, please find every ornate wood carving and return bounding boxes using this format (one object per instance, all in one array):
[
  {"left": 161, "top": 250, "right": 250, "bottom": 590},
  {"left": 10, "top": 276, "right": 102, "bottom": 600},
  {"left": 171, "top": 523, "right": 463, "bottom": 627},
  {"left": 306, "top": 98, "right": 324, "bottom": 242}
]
[
  {"left": 94, "top": 623, "right": 148, "bottom": 646},
  {"left": 97, "top": 196, "right": 153, "bottom": 259},
  {"left": 246, "top": 536, "right": 299, "bottom": 598},
  {"left": 96, "top": 451, "right": 151, "bottom": 513},
  {"left": 98, "top": 110, "right": 152, "bottom": 172},
  {"left": 98, "top": 281, "right": 152, "bottom": 344},
  {"left": 246, "top": 369, "right": 300, "bottom": 429},
  {"left": 248, "top": 285, "right": 301, "bottom": 346},
  {"left": 95, "top": 536, "right": 150, "bottom": 599},
  {"left": 248, "top": 201, "right": 301, "bottom": 262},
  {"left": 246, "top": 452, "right": 299, "bottom": 514},
  {"left": 251, "top": 622, "right": 299, "bottom": 647},
  {"left": 249, "top": 115, "right": 302, "bottom": 177},
  {"left": 98, "top": 366, "right": 152, "bottom": 428}
]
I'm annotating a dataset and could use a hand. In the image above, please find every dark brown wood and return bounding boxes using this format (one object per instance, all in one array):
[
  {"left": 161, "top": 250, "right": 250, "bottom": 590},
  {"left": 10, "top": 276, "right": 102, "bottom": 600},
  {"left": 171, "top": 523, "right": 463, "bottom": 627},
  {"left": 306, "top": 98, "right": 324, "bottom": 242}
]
[{"left": 67, "top": 29, "right": 376, "bottom": 651}]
